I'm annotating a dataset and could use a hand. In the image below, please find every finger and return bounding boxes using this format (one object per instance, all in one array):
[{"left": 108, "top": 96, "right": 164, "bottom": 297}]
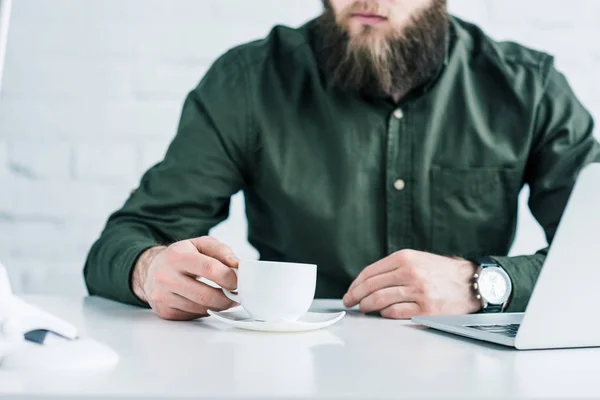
[
  {"left": 155, "top": 306, "right": 205, "bottom": 321},
  {"left": 189, "top": 236, "right": 239, "bottom": 268},
  {"left": 343, "top": 268, "right": 413, "bottom": 307},
  {"left": 359, "top": 286, "right": 416, "bottom": 314},
  {"left": 347, "top": 254, "right": 401, "bottom": 293},
  {"left": 181, "top": 253, "right": 238, "bottom": 290},
  {"left": 176, "top": 274, "right": 237, "bottom": 310},
  {"left": 380, "top": 302, "right": 421, "bottom": 320},
  {"left": 167, "top": 293, "right": 210, "bottom": 316}
]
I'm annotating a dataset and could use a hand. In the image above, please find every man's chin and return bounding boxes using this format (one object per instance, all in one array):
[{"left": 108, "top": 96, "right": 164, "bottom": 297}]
[
  {"left": 346, "top": 24, "right": 396, "bottom": 42},
  {"left": 348, "top": 30, "right": 392, "bottom": 51}
]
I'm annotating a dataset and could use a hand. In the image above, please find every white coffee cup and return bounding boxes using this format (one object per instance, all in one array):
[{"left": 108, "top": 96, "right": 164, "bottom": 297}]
[{"left": 221, "top": 260, "right": 317, "bottom": 322}]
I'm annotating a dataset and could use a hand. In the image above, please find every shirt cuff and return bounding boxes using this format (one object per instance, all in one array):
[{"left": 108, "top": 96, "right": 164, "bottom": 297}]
[
  {"left": 119, "top": 242, "right": 159, "bottom": 307},
  {"left": 88, "top": 238, "right": 158, "bottom": 308},
  {"left": 488, "top": 253, "right": 545, "bottom": 313}
]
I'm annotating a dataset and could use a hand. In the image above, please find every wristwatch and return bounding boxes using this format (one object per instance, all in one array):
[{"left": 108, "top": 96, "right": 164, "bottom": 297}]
[{"left": 471, "top": 256, "right": 512, "bottom": 313}]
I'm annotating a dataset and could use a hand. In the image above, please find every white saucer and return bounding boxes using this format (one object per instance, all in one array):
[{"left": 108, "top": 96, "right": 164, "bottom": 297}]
[{"left": 207, "top": 308, "right": 346, "bottom": 332}]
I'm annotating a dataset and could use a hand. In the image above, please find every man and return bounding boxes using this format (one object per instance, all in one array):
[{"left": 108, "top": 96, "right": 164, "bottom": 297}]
[{"left": 84, "top": 0, "right": 600, "bottom": 321}]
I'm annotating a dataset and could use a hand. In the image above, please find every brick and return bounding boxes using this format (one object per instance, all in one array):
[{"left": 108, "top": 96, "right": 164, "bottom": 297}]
[
  {"left": 0, "top": 219, "right": 105, "bottom": 262},
  {"left": 210, "top": 0, "right": 322, "bottom": 26},
  {"left": 483, "top": 26, "right": 598, "bottom": 62},
  {"left": 0, "top": 220, "right": 62, "bottom": 260},
  {"left": 584, "top": 3, "right": 600, "bottom": 28},
  {"left": 488, "top": 0, "right": 597, "bottom": 28},
  {"left": 138, "top": 139, "right": 172, "bottom": 175},
  {"left": 74, "top": 142, "right": 138, "bottom": 183},
  {"left": 0, "top": 142, "right": 8, "bottom": 178},
  {"left": 448, "top": 0, "right": 490, "bottom": 26},
  {"left": 133, "top": 64, "right": 207, "bottom": 101},
  {"left": 9, "top": 0, "right": 85, "bottom": 25},
  {"left": 132, "top": 21, "right": 268, "bottom": 64},
  {"left": 0, "top": 258, "right": 26, "bottom": 295},
  {"left": 5, "top": 18, "right": 135, "bottom": 61},
  {"left": 8, "top": 141, "right": 72, "bottom": 179},
  {"left": 0, "top": 176, "right": 132, "bottom": 219},
  {"left": 0, "top": 100, "right": 182, "bottom": 139},
  {"left": 1, "top": 257, "right": 87, "bottom": 296},
  {"left": 559, "top": 68, "right": 598, "bottom": 115},
  {"left": 6, "top": 1, "right": 321, "bottom": 64},
  {"left": 1, "top": 57, "right": 132, "bottom": 101},
  {"left": 72, "top": 0, "right": 321, "bottom": 28}
]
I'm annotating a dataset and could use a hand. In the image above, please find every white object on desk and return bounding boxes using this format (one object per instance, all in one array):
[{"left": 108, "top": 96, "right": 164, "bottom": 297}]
[
  {"left": 222, "top": 260, "right": 317, "bottom": 322},
  {"left": 1, "top": 296, "right": 79, "bottom": 341},
  {"left": 0, "top": 262, "right": 79, "bottom": 341},
  {"left": 207, "top": 307, "right": 345, "bottom": 332},
  {"left": 0, "top": 261, "right": 119, "bottom": 372}
]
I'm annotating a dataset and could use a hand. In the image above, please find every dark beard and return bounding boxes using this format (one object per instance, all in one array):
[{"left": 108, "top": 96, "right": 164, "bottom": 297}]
[{"left": 314, "top": 0, "right": 449, "bottom": 99}]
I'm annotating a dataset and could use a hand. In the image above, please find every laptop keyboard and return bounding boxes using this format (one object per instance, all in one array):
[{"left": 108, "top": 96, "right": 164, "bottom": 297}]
[{"left": 465, "top": 324, "right": 520, "bottom": 338}]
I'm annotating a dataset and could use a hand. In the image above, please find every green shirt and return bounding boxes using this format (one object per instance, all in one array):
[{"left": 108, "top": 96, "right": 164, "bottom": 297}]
[{"left": 84, "top": 16, "right": 600, "bottom": 313}]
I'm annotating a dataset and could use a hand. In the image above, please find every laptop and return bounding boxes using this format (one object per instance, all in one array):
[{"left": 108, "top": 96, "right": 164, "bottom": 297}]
[{"left": 412, "top": 162, "right": 600, "bottom": 350}]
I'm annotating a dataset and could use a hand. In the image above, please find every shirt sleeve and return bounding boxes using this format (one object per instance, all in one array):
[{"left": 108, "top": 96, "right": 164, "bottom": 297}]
[
  {"left": 491, "top": 60, "right": 600, "bottom": 312},
  {"left": 83, "top": 50, "right": 253, "bottom": 306}
]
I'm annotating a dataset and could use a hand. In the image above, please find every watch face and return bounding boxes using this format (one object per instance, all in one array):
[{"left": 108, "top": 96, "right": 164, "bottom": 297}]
[{"left": 478, "top": 268, "right": 510, "bottom": 304}]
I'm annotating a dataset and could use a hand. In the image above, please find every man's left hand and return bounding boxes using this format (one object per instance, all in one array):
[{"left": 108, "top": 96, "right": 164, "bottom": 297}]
[{"left": 342, "top": 250, "right": 482, "bottom": 319}]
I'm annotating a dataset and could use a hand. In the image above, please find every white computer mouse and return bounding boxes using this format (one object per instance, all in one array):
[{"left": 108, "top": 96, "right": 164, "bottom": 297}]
[{"left": 1, "top": 337, "right": 119, "bottom": 371}]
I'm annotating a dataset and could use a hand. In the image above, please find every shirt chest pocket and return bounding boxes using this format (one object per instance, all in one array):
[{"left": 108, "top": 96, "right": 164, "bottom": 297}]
[{"left": 429, "top": 165, "right": 524, "bottom": 258}]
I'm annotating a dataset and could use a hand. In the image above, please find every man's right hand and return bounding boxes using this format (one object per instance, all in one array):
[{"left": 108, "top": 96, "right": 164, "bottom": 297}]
[{"left": 131, "top": 236, "right": 239, "bottom": 321}]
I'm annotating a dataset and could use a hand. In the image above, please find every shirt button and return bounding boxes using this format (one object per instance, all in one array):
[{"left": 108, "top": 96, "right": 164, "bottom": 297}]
[
  {"left": 394, "top": 179, "right": 406, "bottom": 191},
  {"left": 393, "top": 109, "right": 404, "bottom": 119}
]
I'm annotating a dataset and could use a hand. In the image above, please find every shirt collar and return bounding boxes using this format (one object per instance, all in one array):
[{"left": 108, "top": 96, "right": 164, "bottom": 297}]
[{"left": 405, "top": 17, "right": 458, "bottom": 101}]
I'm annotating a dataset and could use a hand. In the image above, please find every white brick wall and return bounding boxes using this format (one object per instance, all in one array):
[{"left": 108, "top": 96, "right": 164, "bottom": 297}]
[
  {"left": 0, "top": 141, "right": 8, "bottom": 178},
  {"left": 74, "top": 142, "right": 138, "bottom": 183},
  {"left": 0, "top": 0, "right": 599, "bottom": 296},
  {"left": 9, "top": 141, "right": 71, "bottom": 179}
]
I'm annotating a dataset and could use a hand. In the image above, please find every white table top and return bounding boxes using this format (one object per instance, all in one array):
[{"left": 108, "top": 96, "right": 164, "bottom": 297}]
[{"left": 2, "top": 295, "right": 600, "bottom": 399}]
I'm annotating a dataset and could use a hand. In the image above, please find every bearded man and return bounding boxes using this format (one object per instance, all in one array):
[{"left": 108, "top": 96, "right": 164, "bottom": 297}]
[{"left": 84, "top": 0, "right": 600, "bottom": 321}]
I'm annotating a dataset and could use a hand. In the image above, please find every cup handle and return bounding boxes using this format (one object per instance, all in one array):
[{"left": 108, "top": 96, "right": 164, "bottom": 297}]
[{"left": 222, "top": 268, "right": 240, "bottom": 303}]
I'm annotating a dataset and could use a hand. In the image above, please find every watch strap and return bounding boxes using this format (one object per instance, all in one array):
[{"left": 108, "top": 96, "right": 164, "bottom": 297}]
[
  {"left": 472, "top": 256, "right": 508, "bottom": 313},
  {"left": 481, "top": 303, "right": 503, "bottom": 313},
  {"left": 476, "top": 256, "right": 499, "bottom": 269}
]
